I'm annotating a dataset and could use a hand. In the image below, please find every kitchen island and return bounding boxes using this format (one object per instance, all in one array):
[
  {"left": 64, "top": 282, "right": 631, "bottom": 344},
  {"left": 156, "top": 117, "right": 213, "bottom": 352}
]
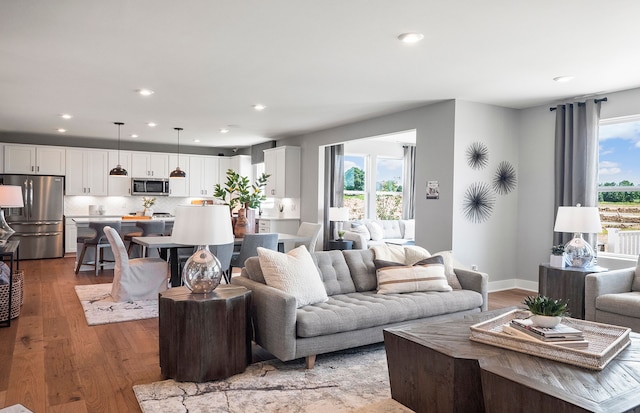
[{"left": 68, "top": 216, "right": 174, "bottom": 270}]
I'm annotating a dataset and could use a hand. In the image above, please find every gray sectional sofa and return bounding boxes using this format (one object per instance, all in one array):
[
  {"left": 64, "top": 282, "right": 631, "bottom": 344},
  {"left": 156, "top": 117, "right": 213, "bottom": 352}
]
[{"left": 231, "top": 248, "right": 488, "bottom": 368}]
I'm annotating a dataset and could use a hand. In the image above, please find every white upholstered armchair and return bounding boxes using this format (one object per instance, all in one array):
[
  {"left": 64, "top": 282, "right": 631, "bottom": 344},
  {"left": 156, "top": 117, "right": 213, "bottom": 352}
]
[
  {"left": 585, "top": 256, "right": 640, "bottom": 332},
  {"left": 103, "top": 226, "right": 169, "bottom": 302}
]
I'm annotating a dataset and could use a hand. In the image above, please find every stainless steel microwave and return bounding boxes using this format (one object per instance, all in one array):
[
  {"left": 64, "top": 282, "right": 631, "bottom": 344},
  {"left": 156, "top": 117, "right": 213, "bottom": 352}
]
[{"left": 131, "top": 178, "right": 170, "bottom": 196}]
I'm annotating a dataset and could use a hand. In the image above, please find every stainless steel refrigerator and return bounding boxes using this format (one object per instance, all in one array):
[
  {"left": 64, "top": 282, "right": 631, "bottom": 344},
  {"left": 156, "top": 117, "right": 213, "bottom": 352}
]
[{"left": 1, "top": 175, "right": 64, "bottom": 259}]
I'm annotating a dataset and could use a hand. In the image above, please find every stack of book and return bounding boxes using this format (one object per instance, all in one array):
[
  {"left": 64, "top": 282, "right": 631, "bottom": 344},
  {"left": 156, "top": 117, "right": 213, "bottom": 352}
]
[{"left": 502, "top": 318, "right": 589, "bottom": 349}]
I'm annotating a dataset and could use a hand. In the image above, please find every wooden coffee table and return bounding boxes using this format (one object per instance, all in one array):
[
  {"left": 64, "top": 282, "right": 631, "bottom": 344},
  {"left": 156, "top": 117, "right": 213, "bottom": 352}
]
[{"left": 384, "top": 309, "right": 640, "bottom": 413}]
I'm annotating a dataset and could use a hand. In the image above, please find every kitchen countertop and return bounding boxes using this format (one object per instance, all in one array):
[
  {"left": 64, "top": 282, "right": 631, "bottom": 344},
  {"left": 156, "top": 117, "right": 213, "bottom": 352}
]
[
  {"left": 72, "top": 216, "right": 174, "bottom": 224},
  {"left": 257, "top": 216, "right": 300, "bottom": 220}
]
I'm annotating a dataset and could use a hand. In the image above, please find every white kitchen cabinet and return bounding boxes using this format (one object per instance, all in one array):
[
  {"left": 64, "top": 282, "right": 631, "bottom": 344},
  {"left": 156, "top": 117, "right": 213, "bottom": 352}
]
[
  {"left": 189, "top": 155, "right": 219, "bottom": 197},
  {"left": 65, "top": 148, "right": 108, "bottom": 195},
  {"left": 168, "top": 154, "right": 190, "bottom": 197},
  {"left": 65, "top": 217, "right": 77, "bottom": 253},
  {"left": 131, "top": 152, "right": 168, "bottom": 178},
  {"left": 257, "top": 218, "right": 300, "bottom": 234},
  {"left": 107, "top": 150, "right": 132, "bottom": 196},
  {"left": 264, "top": 146, "right": 300, "bottom": 198},
  {"left": 4, "top": 144, "right": 66, "bottom": 175},
  {"left": 220, "top": 155, "right": 252, "bottom": 183}
]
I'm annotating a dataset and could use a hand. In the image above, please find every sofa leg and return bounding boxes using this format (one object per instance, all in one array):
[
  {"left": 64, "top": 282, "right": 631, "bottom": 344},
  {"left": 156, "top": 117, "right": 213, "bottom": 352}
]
[{"left": 305, "top": 355, "right": 316, "bottom": 369}]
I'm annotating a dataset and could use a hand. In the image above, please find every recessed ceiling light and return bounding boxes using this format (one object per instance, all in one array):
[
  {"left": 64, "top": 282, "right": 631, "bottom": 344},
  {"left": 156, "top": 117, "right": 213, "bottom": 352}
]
[
  {"left": 553, "top": 76, "right": 574, "bottom": 83},
  {"left": 56, "top": 128, "right": 66, "bottom": 133},
  {"left": 220, "top": 128, "right": 230, "bottom": 134},
  {"left": 193, "top": 139, "right": 200, "bottom": 143},
  {"left": 397, "top": 32, "right": 424, "bottom": 44},
  {"left": 137, "top": 89, "right": 155, "bottom": 96},
  {"left": 147, "top": 122, "right": 157, "bottom": 127},
  {"left": 60, "top": 113, "right": 72, "bottom": 119},
  {"left": 130, "top": 134, "right": 139, "bottom": 138},
  {"left": 253, "top": 104, "right": 267, "bottom": 111}
]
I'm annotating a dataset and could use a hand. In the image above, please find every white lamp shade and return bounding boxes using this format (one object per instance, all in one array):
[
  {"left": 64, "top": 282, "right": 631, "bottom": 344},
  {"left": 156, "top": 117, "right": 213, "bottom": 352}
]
[
  {"left": 0, "top": 186, "right": 24, "bottom": 208},
  {"left": 554, "top": 206, "right": 601, "bottom": 234},
  {"left": 172, "top": 205, "right": 234, "bottom": 245},
  {"left": 329, "top": 207, "right": 349, "bottom": 222}
]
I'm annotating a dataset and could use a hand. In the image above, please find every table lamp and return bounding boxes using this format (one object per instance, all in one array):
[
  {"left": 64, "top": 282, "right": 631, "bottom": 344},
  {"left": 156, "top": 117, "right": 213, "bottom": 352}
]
[
  {"left": 0, "top": 185, "right": 24, "bottom": 236},
  {"left": 329, "top": 207, "right": 350, "bottom": 240},
  {"left": 171, "top": 204, "right": 234, "bottom": 293},
  {"left": 553, "top": 204, "right": 601, "bottom": 268}
]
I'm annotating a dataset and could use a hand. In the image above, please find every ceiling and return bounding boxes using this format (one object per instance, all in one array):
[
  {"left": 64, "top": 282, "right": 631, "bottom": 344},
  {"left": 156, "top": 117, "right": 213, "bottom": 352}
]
[{"left": 2, "top": 1, "right": 640, "bottom": 149}]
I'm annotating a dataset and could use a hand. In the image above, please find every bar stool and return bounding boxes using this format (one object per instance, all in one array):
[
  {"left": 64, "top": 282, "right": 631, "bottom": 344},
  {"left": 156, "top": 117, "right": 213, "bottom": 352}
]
[
  {"left": 75, "top": 221, "right": 122, "bottom": 275},
  {"left": 126, "top": 221, "right": 166, "bottom": 258}
]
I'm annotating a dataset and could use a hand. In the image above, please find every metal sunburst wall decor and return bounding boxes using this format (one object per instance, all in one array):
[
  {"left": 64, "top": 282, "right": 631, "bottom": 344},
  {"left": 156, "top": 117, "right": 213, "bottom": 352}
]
[
  {"left": 493, "top": 161, "right": 517, "bottom": 195},
  {"left": 462, "top": 182, "right": 495, "bottom": 223},
  {"left": 466, "top": 142, "right": 489, "bottom": 170}
]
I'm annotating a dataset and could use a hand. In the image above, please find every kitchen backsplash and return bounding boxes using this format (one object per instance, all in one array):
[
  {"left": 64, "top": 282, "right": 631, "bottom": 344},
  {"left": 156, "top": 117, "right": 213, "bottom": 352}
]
[{"left": 64, "top": 196, "right": 300, "bottom": 218}]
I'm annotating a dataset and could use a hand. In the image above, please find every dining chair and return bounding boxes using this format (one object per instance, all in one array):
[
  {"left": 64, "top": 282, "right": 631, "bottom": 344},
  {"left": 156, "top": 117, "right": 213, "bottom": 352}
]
[
  {"left": 211, "top": 242, "right": 234, "bottom": 284},
  {"left": 229, "top": 233, "right": 278, "bottom": 276},
  {"left": 103, "top": 226, "right": 168, "bottom": 301},
  {"left": 75, "top": 221, "right": 122, "bottom": 275},
  {"left": 295, "top": 222, "right": 322, "bottom": 252},
  {"left": 125, "top": 220, "right": 166, "bottom": 258}
]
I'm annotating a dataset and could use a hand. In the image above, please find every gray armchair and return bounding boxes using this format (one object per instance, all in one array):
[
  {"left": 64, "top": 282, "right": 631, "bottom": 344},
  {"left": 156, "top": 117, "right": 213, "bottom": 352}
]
[{"left": 585, "top": 257, "right": 640, "bottom": 332}]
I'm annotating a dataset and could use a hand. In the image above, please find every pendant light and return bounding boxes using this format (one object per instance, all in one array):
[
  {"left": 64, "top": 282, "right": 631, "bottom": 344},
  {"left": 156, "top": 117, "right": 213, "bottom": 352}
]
[
  {"left": 109, "top": 122, "right": 128, "bottom": 176},
  {"left": 170, "top": 127, "right": 186, "bottom": 178}
]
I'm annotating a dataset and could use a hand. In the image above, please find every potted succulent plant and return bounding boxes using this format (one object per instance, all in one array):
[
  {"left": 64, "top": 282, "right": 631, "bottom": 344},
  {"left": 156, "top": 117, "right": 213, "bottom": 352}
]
[
  {"left": 550, "top": 244, "right": 566, "bottom": 268},
  {"left": 523, "top": 295, "right": 569, "bottom": 328}
]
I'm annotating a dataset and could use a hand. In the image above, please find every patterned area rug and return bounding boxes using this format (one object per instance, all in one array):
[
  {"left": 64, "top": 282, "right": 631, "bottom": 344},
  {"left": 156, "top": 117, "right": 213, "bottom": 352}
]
[
  {"left": 133, "top": 344, "right": 413, "bottom": 413},
  {"left": 74, "top": 283, "right": 158, "bottom": 326}
]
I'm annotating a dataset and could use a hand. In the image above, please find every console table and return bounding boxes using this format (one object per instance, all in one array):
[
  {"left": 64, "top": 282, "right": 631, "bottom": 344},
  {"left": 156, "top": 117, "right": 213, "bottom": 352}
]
[
  {"left": 158, "top": 285, "right": 252, "bottom": 382},
  {"left": 0, "top": 240, "right": 20, "bottom": 328},
  {"left": 538, "top": 264, "right": 608, "bottom": 319}
]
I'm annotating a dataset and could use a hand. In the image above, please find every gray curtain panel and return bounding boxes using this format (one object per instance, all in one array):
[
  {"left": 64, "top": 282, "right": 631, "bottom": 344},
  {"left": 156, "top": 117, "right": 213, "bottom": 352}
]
[
  {"left": 324, "top": 144, "right": 344, "bottom": 249},
  {"left": 553, "top": 100, "right": 602, "bottom": 246},
  {"left": 402, "top": 145, "right": 416, "bottom": 219}
]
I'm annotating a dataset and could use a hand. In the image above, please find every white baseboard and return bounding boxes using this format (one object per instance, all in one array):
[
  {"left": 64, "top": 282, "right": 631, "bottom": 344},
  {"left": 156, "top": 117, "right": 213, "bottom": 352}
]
[{"left": 488, "top": 279, "right": 538, "bottom": 293}]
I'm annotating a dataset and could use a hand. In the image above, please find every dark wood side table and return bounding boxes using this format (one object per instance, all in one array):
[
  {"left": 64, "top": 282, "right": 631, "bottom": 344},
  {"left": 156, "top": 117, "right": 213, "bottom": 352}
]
[
  {"left": 538, "top": 264, "right": 608, "bottom": 319},
  {"left": 328, "top": 240, "right": 353, "bottom": 250},
  {"left": 159, "top": 285, "right": 252, "bottom": 382}
]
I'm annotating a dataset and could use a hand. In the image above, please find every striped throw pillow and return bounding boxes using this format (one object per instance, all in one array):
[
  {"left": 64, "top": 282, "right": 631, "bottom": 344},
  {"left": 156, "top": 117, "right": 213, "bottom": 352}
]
[{"left": 374, "top": 255, "right": 452, "bottom": 294}]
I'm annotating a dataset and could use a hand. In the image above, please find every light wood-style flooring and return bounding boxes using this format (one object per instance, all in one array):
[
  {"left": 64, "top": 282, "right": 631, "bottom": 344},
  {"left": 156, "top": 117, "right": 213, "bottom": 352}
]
[{"left": 0, "top": 256, "right": 532, "bottom": 412}]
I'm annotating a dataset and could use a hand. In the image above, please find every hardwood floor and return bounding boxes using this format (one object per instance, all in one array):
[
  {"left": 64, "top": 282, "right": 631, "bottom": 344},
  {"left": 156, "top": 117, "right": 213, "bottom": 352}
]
[{"left": 0, "top": 256, "right": 532, "bottom": 412}]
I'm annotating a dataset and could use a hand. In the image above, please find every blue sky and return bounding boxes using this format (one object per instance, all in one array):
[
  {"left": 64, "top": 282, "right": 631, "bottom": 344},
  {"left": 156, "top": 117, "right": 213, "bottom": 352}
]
[
  {"left": 344, "top": 155, "right": 403, "bottom": 183},
  {"left": 599, "top": 120, "right": 640, "bottom": 185}
]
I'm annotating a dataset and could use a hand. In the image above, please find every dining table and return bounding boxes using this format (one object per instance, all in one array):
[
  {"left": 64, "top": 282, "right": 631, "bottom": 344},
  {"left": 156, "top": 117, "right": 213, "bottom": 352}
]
[{"left": 132, "top": 233, "right": 312, "bottom": 287}]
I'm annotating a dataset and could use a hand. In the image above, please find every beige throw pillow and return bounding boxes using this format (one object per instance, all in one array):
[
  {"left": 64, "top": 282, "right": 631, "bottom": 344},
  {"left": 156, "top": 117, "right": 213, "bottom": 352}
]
[
  {"left": 431, "top": 250, "right": 462, "bottom": 290},
  {"left": 257, "top": 246, "right": 328, "bottom": 308},
  {"left": 374, "top": 256, "right": 452, "bottom": 294}
]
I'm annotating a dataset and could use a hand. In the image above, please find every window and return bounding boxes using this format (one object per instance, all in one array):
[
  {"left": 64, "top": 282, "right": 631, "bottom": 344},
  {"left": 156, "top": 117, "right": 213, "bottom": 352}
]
[
  {"left": 344, "top": 155, "right": 366, "bottom": 219},
  {"left": 343, "top": 154, "right": 404, "bottom": 220},
  {"left": 597, "top": 117, "right": 640, "bottom": 255},
  {"left": 375, "top": 157, "right": 403, "bottom": 219}
]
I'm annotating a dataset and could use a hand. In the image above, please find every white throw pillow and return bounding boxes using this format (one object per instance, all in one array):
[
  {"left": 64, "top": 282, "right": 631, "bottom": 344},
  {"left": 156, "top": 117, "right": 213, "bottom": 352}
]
[
  {"left": 374, "top": 256, "right": 452, "bottom": 294},
  {"left": 401, "top": 220, "right": 415, "bottom": 240},
  {"left": 366, "top": 221, "right": 385, "bottom": 241},
  {"left": 257, "top": 246, "right": 328, "bottom": 308},
  {"left": 350, "top": 224, "right": 371, "bottom": 240}
]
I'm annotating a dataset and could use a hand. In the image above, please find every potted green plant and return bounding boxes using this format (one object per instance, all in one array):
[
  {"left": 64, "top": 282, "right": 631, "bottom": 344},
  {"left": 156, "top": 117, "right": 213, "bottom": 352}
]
[
  {"left": 523, "top": 295, "right": 569, "bottom": 328},
  {"left": 213, "top": 169, "right": 270, "bottom": 236},
  {"left": 550, "top": 244, "right": 566, "bottom": 268}
]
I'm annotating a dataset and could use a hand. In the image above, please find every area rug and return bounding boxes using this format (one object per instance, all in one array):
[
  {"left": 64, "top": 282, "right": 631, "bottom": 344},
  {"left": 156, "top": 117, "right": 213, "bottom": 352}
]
[
  {"left": 133, "top": 344, "right": 413, "bottom": 413},
  {"left": 74, "top": 283, "right": 158, "bottom": 326}
]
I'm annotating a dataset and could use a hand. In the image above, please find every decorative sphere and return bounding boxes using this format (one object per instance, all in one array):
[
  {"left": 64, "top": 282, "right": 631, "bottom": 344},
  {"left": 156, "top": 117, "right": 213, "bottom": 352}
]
[{"left": 182, "top": 246, "right": 222, "bottom": 294}]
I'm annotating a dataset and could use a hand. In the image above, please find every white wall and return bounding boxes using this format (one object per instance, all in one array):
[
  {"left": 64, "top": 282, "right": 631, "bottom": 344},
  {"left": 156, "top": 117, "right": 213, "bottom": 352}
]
[{"left": 453, "top": 101, "right": 520, "bottom": 283}]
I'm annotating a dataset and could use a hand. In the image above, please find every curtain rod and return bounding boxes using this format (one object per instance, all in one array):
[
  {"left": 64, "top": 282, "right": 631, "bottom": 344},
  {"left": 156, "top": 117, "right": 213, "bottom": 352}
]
[{"left": 549, "top": 97, "right": 608, "bottom": 111}]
